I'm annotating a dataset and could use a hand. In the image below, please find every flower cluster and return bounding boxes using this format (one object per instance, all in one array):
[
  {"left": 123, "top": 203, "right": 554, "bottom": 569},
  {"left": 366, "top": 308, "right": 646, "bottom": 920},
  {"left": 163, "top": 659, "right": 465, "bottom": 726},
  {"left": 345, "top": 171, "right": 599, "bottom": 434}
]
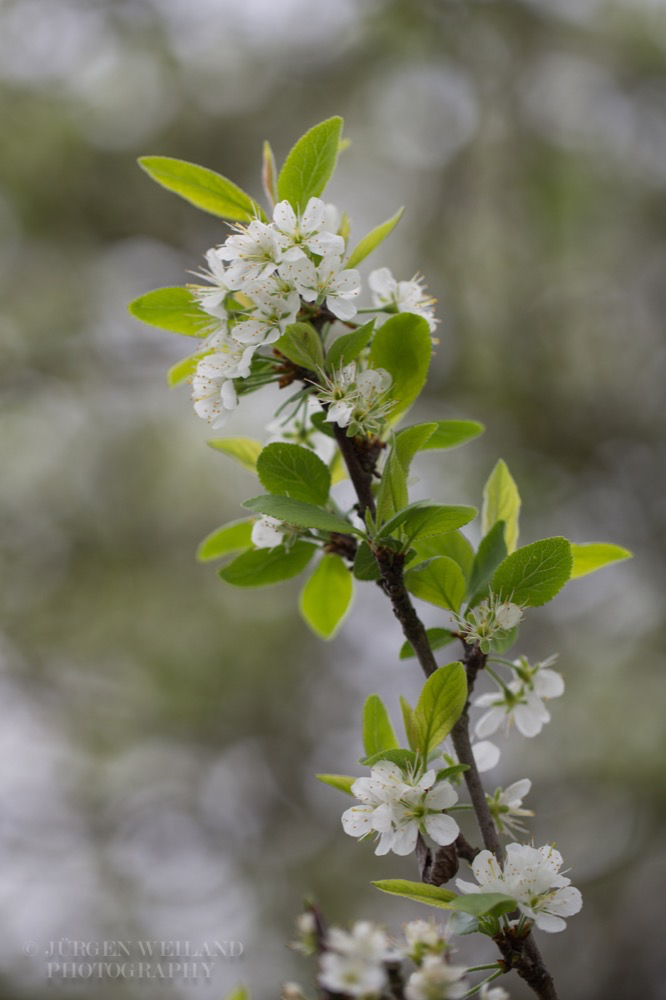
[
  {"left": 341, "top": 760, "right": 459, "bottom": 856},
  {"left": 319, "top": 921, "right": 396, "bottom": 998},
  {"left": 456, "top": 597, "right": 524, "bottom": 654},
  {"left": 456, "top": 843, "right": 582, "bottom": 933},
  {"left": 486, "top": 779, "right": 533, "bottom": 837},
  {"left": 185, "top": 196, "right": 436, "bottom": 429},
  {"left": 473, "top": 655, "right": 564, "bottom": 739},
  {"left": 317, "top": 363, "right": 393, "bottom": 436}
]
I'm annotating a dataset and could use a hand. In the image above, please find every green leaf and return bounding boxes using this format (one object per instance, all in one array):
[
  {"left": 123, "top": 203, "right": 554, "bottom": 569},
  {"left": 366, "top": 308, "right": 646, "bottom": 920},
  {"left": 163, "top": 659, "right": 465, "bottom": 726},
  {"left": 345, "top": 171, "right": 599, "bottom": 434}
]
[
  {"left": 219, "top": 542, "right": 316, "bottom": 587},
  {"left": 414, "top": 661, "right": 467, "bottom": 755},
  {"left": 411, "top": 531, "right": 475, "bottom": 583},
  {"left": 262, "top": 140, "right": 278, "bottom": 205},
  {"left": 315, "top": 774, "right": 356, "bottom": 795},
  {"left": 346, "top": 208, "right": 404, "bottom": 269},
  {"left": 363, "top": 694, "right": 399, "bottom": 757},
  {"left": 224, "top": 988, "right": 250, "bottom": 1000},
  {"left": 167, "top": 350, "right": 210, "bottom": 387},
  {"left": 353, "top": 541, "right": 380, "bottom": 581},
  {"left": 129, "top": 287, "right": 214, "bottom": 337},
  {"left": 395, "top": 423, "right": 438, "bottom": 473},
  {"left": 492, "top": 537, "right": 573, "bottom": 607},
  {"left": 325, "top": 320, "right": 375, "bottom": 371},
  {"left": 399, "top": 628, "right": 455, "bottom": 660},
  {"left": 400, "top": 697, "right": 420, "bottom": 751},
  {"left": 360, "top": 749, "right": 418, "bottom": 769},
  {"left": 138, "top": 156, "right": 262, "bottom": 221},
  {"left": 299, "top": 554, "right": 353, "bottom": 639},
  {"left": 482, "top": 459, "right": 521, "bottom": 554},
  {"left": 207, "top": 437, "right": 263, "bottom": 472},
  {"left": 449, "top": 893, "right": 517, "bottom": 918},
  {"left": 371, "top": 880, "right": 456, "bottom": 909},
  {"left": 257, "top": 442, "right": 331, "bottom": 505},
  {"left": 435, "top": 764, "right": 469, "bottom": 783},
  {"left": 467, "top": 521, "right": 508, "bottom": 606},
  {"left": 375, "top": 445, "right": 409, "bottom": 525},
  {"left": 570, "top": 542, "right": 632, "bottom": 579},
  {"left": 405, "top": 557, "right": 466, "bottom": 612},
  {"left": 275, "top": 322, "right": 324, "bottom": 371},
  {"left": 420, "top": 420, "right": 485, "bottom": 451},
  {"left": 369, "top": 314, "right": 432, "bottom": 422},
  {"left": 242, "top": 495, "right": 360, "bottom": 535},
  {"left": 380, "top": 504, "right": 478, "bottom": 544},
  {"left": 197, "top": 519, "right": 253, "bottom": 562},
  {"left": 277, "top": 116, "right": 344, "bottom": 208}
]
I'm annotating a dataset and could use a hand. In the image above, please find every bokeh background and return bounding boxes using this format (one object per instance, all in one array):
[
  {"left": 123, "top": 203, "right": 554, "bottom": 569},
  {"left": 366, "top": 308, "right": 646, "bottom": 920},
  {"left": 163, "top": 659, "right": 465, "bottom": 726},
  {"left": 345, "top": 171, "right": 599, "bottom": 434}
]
[{"left": 1, "top": 0, "right": 666, "bottom": 997}]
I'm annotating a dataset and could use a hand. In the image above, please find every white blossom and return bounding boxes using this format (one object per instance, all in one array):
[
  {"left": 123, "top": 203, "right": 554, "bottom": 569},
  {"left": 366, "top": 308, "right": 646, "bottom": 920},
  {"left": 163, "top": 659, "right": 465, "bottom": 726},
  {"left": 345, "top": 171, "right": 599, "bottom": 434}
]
[
  {"left": 190, "top": 370, "right": 237, "bottom": 428},
  {"left": 218, "top": 220, "right": 284, "bottom": 289},
  {"left": 318, "top": 364, "right": 392, "bottom": 433},
  {"left": 488, "top": 779, "right": 534, "bottom": 836},
  {"left": 197, "top": 336, "right": 256, "bottom": 380},
  {"left": 404, "top": 955, "right": 467, "bottom": 1000},
  {"left": 273, "top": 197, "right": 345, "bottom": 259},
  {"left": 319, "top": 921, "right": 394, "bottom": 998},
  {"left": 341, "top": 762, "right": 459, "bottom": 857},
  {"left": 232, "top": 286, "right": 300, "bottom": 346},
  {"left": 474, "top": 682, "right": 550, "bottom": 739},
  {"left": 280, "top": 253, "right": 361, "bottom": 320},
  {"left": 512, "top": 655, "right": 564, "bottom": 700},
  {"left": 191, "top": 247, "right": 231, "bottom": 316},
  {"left": 479, "top": 982, "right": 510, "bottom": 1000},
  {"left": 456, "top": 843, "right": 582, "bottom": 933},
  {"left": 369, "top": 267, "right": 438, "bottom": 333},
  {"left": 403, "top": 920, "right": 447, "bottom": 962},
  {"left": 456, "top": 598, "right": 524, "bottom": 653},
  {"left": 251, "top": 516, "right": 285, "bottom": 550}
]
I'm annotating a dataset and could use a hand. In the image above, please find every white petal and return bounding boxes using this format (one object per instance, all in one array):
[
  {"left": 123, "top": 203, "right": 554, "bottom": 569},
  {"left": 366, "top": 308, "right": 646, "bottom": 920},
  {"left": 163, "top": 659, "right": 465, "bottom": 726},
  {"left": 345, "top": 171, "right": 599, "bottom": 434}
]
[
  {"left": 534, "top": 669, "right": 565, "bottom": 698},
  {"left": 475, "top": 707, "right": 504, "bottom": 739},
  {"left": 425, "top": 781, "right": 458, "bottom": 810},
  {"left": 391, "top": 822, "right": 419, "bottom": 856},
  {"left": 547, "top": 886, "right": 583, "bottom": 917},
  {"left": 514, "top": 704, "right": 545, "bottom": 738},
  {"left": 532, "top": 912, "right": 567, "bottom": 933},
  {"left": 473, "top": 740, "right": 500, "bottom": 772},
  {"left": 273, "top": 200, "right": 297, "bottom": 233},
  {"left": 326, "top": 295, "right": 358, "bottom": 321},
  {"left": 424, "top": 813, "right": 459, "bottom": 846},
  {"left": 341, "top": 805, "right": 374, "bottom": 837},
  {"left": 501, "top": 779, "right": 531, "bottom": 806}
]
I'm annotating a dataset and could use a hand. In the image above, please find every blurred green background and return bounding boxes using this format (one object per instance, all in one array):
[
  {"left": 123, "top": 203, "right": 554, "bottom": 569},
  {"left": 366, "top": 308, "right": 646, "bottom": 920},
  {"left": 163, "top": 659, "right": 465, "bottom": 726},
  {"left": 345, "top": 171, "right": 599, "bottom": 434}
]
[{"left": 1, "top": 0, "right": 665, "bottom": 997}]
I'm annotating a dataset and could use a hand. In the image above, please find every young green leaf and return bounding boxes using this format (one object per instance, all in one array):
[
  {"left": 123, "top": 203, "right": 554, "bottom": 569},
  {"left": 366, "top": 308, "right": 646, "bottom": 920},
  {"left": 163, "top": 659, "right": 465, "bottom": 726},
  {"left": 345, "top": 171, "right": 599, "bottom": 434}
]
[
  {"left": 219, "top": 542, "right": 316, "bottom": 587},
  {"left": 207, "top": 437, "right": 263, "bottom": 472},
  {"left": 257, "top": 442, "right": 331, "bottom": 505},
  {"left": 371, "top": 880, "right": 456, "bottom": 909},
  {"left": 299, "top": 554, "right": 353, "bottom": 639},
  {"left": 411, "top": 531, "right": 475, "bottom": 583},
  {"left": 395, "top": 423, "right": 438, "bottom": 473},
  {"left": 353, "top": 541, "right": 380, "bottom": 581},
  {"left": 492, "top": 537, "right": 573, "bottom": 607},
  {"left": 346, "top": 208, "right": 404, "bottom": 269},
  {"left": 262, "top": 140, "right": 278, "bottom": 206},
  {"left": 405, "top": 557, "right": 466, "bottom": 612},
  {"left": 277, "top": 116, "right": 344, "bottom": 208},
  {"left": 129, "top": 287, "right": 214, "bottom": 337},
  {"left": 138, "top": 156, "right": 262, "bottom": 221},
  {"left": 414, "top": 661, "right": 467, "bottom": 755},
  {"left": 369, "top": 314, "right": 432, "bottom": 422},
  {"left": 375, "top": 445, "right": 409, "bottom": 525},
  {"left": 448, "top": 893, "right": 517, "bottom": 918},
  {"left": 325, "top": 320, "right": 375, "bottom": 371},
  {"left": 197, "top": 519, "right": 253, "bottom": 562},
  {"left": 399, "top": 628, "right": 455, "bottom": 660},
  {"left": 420, "top": 420, "right": 485, "bottom": 451},
  {"left": 360, "top": 749, "right": 418, "bottom": 769},
  {"left": 315, "top": 774, "right": 356, "bottom": 795},
  {"left": 275, "top": 322, "right": 324, "bottom": 371},
  {"left": 380, "top": 504, "right": 478, "bottom": 543},
  {"left": 400, "top": 696, "right": 420, "bottom": 751},
  {"left": 467, "top": 520, "right": 508, "bottom": 607},
  {"left": 570, "top": 542, "right": 632, "bottom": 579},
  {"left": 482, "top": 459, "right": 521, "bottom": 554},
  {"left": 167, "top": 350, "right": 210, "bottom": 387},
  {"left": 362, "top": 694, "right": 400, "bottom": 757},
  {"left": 242, "top": 495, "right": 361, "bottom": 535}
]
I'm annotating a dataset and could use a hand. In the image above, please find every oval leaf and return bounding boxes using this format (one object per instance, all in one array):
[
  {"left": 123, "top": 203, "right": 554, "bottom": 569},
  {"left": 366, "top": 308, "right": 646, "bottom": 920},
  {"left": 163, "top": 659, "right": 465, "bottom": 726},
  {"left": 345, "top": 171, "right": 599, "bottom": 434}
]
[
  {"left": 414, "top": 661, "right": 467, "bottom": 755},
  {"left": 129, "top": 287, "right": 213, "bottom": 337},
  {"left": 346, "top": 208, "right": 404, "bottom": 269},
  {"left": 242, "top": 495, "right": 361, "bottom": 536},
  {"left": 275, "top": 322, "right": 324, "bottom": 371},
  {"left": 197, "top": 519, "right": 253, "bottom": 562},
  {"left": 371, "top": 879, "right": 456, "bottom": 909},
  {"left": 362, "top": 694, "right": 399, "bottom": 757},
  {"left": 449, "top": 893, "right": 517, "bottom": 918},
  {"left": 381, "top": 504, "right": 478, "bottom": 543},
  {"left": 219, "top": 542, "right": 315, "bottom": 588},
  {"left": 139, "top": 156, "right": 262, "bottom": 221},
  {"left": 421, "top": 420, "right": 485, "bottom": 451},
  {"left": 315, "top": 774, "right": 356, "bottom": 795},
  {"left": 482, "top": 459, "right": 521, "bottom": 555},
  {"left": 299, "top": 554, "right": 353, "bottom": 639},
  {"left": 570, "top": 542, "right": 632, "bottom": 579},
  {"left": 369, "top": 314, "right": 432, "bottom": 423},
  {"left": 257, "top": 442, "right": 331, "bottom": 505},
  {"left": 325, "top": 320, "right": 375, "bottom": 371},
  {"left": 492, "top": 537, "right": 573, "bottom": 607},
  {"left": 277, "top": 116, "right": 344, "bottom": 208},
  {"left": 207, "top": 437, "right": 263, "bottom": 472},
  {"left": 405, "top": 556, "right": 466, "bottom": 612}
]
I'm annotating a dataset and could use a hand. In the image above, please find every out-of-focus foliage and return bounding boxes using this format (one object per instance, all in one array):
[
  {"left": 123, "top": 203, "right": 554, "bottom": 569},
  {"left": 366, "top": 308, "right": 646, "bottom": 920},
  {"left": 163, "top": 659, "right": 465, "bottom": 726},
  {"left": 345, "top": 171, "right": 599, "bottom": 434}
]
[{"left": 1, "top": 1, "right": 665, "bottom": 998}]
